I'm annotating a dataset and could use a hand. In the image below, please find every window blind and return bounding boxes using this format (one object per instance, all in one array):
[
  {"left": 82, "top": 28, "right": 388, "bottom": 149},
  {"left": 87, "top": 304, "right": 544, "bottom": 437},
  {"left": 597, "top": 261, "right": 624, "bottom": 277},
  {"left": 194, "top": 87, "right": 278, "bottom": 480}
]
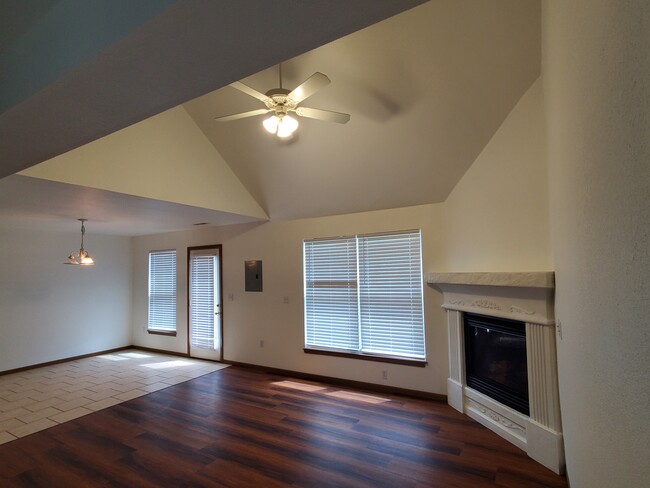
[
  {"left": 304, "top": 237, "right": 359, "bottom": 351},
  {"left": 189, "top": 254, "right": 217, "bottom": 349},
  {"left": 148, "top": 250, "right": 176, "bottom": 332},
  {"left": 358, "top": 232, "right": 425, "bottom": 359},
  {"left": 303, "top": 230, "right": 425, "bottom": 361}
]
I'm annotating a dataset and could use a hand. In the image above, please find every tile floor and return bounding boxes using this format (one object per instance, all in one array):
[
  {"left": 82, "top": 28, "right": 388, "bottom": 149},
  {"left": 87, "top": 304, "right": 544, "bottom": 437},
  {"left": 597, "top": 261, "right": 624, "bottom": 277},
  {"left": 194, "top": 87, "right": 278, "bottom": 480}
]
[{"left": 0, "top": 349, "right": 228, "bottom": 445}]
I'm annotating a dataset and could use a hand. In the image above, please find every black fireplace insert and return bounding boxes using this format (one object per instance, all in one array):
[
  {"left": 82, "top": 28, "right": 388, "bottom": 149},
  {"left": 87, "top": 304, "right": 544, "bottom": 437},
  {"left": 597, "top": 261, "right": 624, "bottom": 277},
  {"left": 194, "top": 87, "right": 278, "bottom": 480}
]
[{"left": 464, "top": 313, "right": 529, "bottom": 415}]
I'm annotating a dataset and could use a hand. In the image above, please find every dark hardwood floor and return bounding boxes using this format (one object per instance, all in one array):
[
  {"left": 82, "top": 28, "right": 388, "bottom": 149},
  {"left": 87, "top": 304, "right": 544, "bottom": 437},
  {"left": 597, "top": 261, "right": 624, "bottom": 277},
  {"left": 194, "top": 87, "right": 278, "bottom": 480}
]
[{"left": 0, "top": 366, "right": 568, "bottom": 487}]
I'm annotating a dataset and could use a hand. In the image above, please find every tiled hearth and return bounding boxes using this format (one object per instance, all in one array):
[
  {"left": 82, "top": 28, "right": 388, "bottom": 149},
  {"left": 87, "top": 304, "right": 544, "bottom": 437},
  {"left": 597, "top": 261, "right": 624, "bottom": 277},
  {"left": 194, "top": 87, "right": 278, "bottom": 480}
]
[{"left": 428, "top": 272, "right": 565, "bottom": 474}]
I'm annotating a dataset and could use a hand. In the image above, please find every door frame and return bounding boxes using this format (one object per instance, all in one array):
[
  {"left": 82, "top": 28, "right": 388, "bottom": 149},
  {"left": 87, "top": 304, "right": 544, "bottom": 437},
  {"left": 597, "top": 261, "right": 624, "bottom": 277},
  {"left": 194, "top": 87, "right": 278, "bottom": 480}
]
[{"left": 186, "top": 244, "right": 223, "bottom": 360}]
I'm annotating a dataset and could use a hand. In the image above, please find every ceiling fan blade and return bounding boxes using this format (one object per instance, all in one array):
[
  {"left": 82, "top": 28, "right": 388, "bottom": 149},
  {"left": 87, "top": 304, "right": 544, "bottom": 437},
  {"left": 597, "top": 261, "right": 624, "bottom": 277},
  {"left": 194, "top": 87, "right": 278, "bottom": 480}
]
[
  {"left": 296, "top": 106, "right": 350, "bottom": 124},
  {"left": 230, "top": 81, "right": 272, "bottom": 104},
  {"left": 215, "top": 108, "right": 271, "bottom": 122},
  {"left": 288, "top": 72, "right": 330, "bottom": 104}
]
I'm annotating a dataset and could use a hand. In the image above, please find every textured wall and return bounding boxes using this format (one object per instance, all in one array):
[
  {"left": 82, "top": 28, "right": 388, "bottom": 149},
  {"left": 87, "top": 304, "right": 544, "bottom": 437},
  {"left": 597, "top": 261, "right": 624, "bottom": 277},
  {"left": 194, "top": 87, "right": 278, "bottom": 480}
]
[
  {"left": 543, "top": 1, "right": 650, "bottom": 485},
  {"left": 443, "top": 78, "right": 551, "bottom": 272},
  {"left": 132, "top": 204, "right": 449, "bottom": 395},
  {"left": 0, "top": 228, "right": 132, "bottom": 371}
]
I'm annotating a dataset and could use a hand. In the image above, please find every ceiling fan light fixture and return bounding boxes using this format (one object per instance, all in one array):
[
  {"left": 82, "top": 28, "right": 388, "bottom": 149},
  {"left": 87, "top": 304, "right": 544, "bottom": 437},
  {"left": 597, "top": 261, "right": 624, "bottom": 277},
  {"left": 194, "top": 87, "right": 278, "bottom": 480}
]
[
  {"left": 276, "top": 115, "right": 299, "bottom": 138},
  {"left": 263, "top": 114, "right": 299, "bottom": 138},
  {"left": 263, "top": 115, "right": 280, "bottom": 134}
]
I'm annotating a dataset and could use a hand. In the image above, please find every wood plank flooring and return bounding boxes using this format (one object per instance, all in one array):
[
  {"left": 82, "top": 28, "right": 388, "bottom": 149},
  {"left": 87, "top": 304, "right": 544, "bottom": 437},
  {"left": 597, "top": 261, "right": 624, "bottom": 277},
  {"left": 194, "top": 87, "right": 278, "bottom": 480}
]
[{"left": 0, "top": 366, "right": 569, "bottom": 487}]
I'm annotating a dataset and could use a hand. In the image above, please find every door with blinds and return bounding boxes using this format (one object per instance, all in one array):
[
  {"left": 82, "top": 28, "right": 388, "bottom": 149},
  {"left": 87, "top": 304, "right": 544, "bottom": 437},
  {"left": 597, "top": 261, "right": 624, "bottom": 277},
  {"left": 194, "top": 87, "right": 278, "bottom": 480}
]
[{"left": 188, "top": 246, "right": 222, "bottom": 361}]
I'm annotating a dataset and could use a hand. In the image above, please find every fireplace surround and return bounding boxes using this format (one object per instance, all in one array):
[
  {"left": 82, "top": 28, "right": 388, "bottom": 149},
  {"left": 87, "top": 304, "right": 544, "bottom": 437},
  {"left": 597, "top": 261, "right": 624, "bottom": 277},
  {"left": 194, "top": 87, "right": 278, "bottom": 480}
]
[{"left": 427, "top": 272, "right": 564, "bottom": 474}]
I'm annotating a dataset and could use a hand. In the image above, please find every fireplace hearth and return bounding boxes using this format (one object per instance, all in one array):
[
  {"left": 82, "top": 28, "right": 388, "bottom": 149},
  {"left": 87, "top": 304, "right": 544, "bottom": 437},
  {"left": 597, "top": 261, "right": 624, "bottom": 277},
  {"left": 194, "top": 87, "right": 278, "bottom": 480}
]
[{"left": 427, "top": 272, "right": 564, "bottom": 474}]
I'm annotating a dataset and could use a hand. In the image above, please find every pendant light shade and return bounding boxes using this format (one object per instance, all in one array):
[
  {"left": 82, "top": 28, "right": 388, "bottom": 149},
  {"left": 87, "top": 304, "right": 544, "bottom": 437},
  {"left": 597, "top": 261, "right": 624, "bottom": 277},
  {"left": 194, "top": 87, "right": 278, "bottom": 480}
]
[{"left": 65, "top": 219, "right": 95, "bottom": 266}]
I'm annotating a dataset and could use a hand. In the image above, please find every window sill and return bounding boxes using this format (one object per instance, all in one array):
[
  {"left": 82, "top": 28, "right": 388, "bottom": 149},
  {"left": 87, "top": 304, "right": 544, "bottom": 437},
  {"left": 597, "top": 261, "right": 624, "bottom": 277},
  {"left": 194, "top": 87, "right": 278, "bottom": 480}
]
[
  {"left": 147, "top": 329, "right": 177, "bottom": 337},
  {"left": 303, "top": 347, "right": 427, "bottom": 367}
]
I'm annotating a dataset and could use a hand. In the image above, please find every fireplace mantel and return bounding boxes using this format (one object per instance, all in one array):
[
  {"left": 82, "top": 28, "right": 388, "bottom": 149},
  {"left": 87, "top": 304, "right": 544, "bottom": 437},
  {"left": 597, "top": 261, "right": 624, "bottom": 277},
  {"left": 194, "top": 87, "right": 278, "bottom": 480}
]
[
  {"left": 427, "top": 271, "right": 565, "bottom": 474},
  {"left": 427, "top": 271, "right": 555, "bottom": 325},
  {"left": 427, "top": 271, "right": 554, "bottom": 288}
]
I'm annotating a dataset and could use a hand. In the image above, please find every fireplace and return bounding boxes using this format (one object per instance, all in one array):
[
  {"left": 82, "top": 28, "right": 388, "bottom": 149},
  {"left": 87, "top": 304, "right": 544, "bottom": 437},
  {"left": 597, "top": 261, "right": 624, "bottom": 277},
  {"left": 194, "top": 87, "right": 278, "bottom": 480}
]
[
  {"left": 464, "top": 313, "right": 529, "bottom": 415},
  {"left": 427, "top": 272, "right": 564, "bottom": 474}
]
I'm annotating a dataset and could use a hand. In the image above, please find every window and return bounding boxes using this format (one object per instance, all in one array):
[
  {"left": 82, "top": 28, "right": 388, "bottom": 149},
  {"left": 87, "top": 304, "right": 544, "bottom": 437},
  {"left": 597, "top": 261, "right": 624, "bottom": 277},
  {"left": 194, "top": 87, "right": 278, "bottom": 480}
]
[
  {"left": 148, "top": 250, "right": 177, "bottom": 334},
  {"left": 304, "top": 230, "right": 425, "bottom": 363}
]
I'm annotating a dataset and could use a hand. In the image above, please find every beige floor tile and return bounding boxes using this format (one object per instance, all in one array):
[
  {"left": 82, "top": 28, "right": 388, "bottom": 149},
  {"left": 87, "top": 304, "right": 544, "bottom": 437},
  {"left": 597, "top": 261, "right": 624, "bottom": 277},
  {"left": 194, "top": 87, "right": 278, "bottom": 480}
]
[
  {"left": 1, "top": 390, "right": 38, "bottom": 402},
  {"left": 26, "top": 390, "right": 67, "bottom": 402},
  {"left": 0, "top": 350, "right": 227, "bottom": 446},
  {"left": 0, "top": 407, "right": 31, "bottom": 422},
  {"left": 105, "top": 382, "right": 145, "bottom": 393},
  {"left": 86, "top": 397, "right": 122, "bottom": 412},
  {"left": 57, "top": 388, "right": 95, "bottom": 401},
  {"left": 9, "top": 418, "right": 58, "bottom": 437},
  {"left": 86, "top": 389, "right": 122, "bottom": 402},
  {"left": 113, "top": 389, "right": 146, "bottom": 402},
  {"left": 17, "top": 406, "right": 63, "bottom": 424},
  {"left": 137, "top": 375, "right": 168, "bottom": 385},
  {"left": 138, "top": 382, "right": 171, "bottom": 393},
  {"left": 56, "top": 397, "right": 94, "bottom": 412},
  {"left": 0, "top": 397, "right": 37, "bottom": 412},
  {"left": 23, "top": 397, "right": 66, "bottom": 412},
  {"left": 0, "top": 417, "right": 25, "bottom": 432},
  {"left": 0, "top": 431, "right": 17, "bottom": 445},
  {"left": 61, "top": 381, "right": 97, "bottom": 393},
  {"left": 49, "top": 407, "right": 94, "bottom": 424}
]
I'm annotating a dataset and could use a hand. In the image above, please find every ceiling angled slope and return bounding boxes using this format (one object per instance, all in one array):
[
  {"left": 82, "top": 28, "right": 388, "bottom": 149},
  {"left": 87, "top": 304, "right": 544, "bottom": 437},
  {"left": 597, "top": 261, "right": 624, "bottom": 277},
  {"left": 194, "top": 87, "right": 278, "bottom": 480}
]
[
  {"left": 21, "top": 106, "right": 268, "bottom": 222},
  {"left": 0, "top": 174, "right": 260, "bottom": 236},
  {"left": 185, "top": 0, "right": 541, "bottom": 220},
  {"left": 0, "top": 0, "right": 426, "bottom": 179}
]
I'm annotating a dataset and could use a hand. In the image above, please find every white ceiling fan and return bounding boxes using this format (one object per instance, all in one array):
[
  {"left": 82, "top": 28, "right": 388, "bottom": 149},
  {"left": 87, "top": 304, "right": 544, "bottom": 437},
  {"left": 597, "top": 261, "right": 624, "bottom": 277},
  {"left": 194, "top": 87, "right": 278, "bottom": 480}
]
[{"left": 215, "top": 65, "right": 350, "bottom": 138}]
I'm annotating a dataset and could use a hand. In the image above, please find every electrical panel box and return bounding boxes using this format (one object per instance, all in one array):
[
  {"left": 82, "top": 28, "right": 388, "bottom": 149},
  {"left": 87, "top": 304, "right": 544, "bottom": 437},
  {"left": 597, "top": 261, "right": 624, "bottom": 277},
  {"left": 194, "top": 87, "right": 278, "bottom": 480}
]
[{"left": 245, "top": 260, "right": 263, "bottom": 292}]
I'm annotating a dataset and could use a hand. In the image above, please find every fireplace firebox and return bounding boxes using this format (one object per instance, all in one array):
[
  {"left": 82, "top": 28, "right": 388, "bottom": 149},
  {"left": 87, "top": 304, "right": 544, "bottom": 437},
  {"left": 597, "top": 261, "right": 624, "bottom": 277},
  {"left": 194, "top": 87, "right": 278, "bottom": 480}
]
[{"left": 464, "top": 313, "right": 529, "bottom": 415}]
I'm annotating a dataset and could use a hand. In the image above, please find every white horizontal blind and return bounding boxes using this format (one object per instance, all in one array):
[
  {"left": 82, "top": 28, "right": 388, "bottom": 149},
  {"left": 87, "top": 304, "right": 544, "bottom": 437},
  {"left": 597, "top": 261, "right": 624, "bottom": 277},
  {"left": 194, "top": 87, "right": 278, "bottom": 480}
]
[
  {"left": 304, "top": 231, "right": 425, "bottom": 360},
  {"left": 358, "top": 231, "right": 425, "bottom": 359},
  {"left": 148, "top": 250, "right": 176, "bottom": 332},
  {"left": 190, "top": 254, "right": 216, "bottom": 349},
  {"left": 304, "top": 237, "right": 359, "bottom": 351}
]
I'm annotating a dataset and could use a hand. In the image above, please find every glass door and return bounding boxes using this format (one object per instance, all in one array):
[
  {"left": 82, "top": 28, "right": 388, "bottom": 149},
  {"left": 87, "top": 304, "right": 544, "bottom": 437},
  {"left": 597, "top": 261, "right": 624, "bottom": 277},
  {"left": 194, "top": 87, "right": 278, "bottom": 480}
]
[{"left": 188, "top": 246, "right": 222, "bottom": 361}]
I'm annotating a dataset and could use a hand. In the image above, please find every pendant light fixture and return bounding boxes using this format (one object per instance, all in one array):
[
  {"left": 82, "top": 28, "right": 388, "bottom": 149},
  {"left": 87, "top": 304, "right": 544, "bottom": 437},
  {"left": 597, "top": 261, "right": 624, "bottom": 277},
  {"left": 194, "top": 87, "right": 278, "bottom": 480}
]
[{"left": 64, "top": 219, "right": 95, "bottom": 266}]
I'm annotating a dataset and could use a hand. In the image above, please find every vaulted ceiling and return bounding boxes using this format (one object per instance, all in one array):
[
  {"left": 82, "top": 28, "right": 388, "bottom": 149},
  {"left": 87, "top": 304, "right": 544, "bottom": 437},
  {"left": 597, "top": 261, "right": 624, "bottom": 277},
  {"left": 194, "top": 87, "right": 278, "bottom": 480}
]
[{"left": 0, "top": 1, "right": 540, "bottom": 235}]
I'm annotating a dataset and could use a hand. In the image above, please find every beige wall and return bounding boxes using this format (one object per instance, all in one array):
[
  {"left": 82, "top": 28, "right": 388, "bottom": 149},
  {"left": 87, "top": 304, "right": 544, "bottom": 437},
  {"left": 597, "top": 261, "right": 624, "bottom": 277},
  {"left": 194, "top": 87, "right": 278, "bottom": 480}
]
[
  {"left": 0, "top": 228, "right": 132, "bottom": 372},
  {"left": 130, "top": 77, "right": 555, "bottom": 397},
  {"left": 132, "top": 203, "right": 449, "bottom": 394},
  {"left": 443, "top": 78, "right": 551, "bottom": 272},
  {"left": 543, "top": 1, "right": 650, "bottom": 486}
]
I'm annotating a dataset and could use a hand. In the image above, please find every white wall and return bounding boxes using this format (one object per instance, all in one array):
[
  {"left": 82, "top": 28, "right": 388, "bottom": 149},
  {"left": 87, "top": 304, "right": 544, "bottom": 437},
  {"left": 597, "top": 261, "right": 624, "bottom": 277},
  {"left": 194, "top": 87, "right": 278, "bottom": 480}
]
[
  {"left": 543, "top": 1, "right": 650, "bottom": 486},
  {"left": 443, "top": 78, "right": 552, "bottom": 271},
  {"left": 133, "top": 204, "right": 449, "bottom": 394},
  {"left": 0, "top": 227, "right": 132, "bottom": 371}
]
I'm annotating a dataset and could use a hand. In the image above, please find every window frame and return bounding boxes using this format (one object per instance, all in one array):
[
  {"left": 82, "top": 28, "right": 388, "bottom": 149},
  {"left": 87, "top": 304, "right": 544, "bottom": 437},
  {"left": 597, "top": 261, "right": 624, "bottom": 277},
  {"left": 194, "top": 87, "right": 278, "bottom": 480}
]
[
  {"left": 147, "top": 249, "right": 178, "bottom": 336},
  {"left": 303, "top": 230, "right": 426, "bottom": 367}
]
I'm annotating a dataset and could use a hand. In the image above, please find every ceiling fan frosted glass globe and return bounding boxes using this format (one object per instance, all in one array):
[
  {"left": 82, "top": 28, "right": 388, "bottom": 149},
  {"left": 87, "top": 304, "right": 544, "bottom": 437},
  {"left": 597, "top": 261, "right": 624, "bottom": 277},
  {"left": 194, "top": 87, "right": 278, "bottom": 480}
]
[
  {"left": 277, "top": 115, "right": 299, "bottom": 138},
  {"left": 263, "top": 115, "right": 279, "bottom": 134}
]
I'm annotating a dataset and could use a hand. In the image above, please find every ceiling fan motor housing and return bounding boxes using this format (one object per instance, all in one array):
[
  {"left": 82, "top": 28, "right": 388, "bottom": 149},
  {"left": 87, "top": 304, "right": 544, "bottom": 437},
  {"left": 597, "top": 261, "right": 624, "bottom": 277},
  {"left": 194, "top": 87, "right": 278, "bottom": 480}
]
[{"left": 265, "top": 88, "right": 295, "bottom": 116}]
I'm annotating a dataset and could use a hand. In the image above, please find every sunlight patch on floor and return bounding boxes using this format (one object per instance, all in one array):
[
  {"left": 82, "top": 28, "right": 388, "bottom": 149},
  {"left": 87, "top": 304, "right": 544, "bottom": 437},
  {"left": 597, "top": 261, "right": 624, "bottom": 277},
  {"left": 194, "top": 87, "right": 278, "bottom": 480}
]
[
  {"left": 325, "top": 390, "right": 391, "bottom": 404},
  {"left": 142, "top": 360, "right": 195, "bottom": 370},
  {"left": 272, "top": 380, "right": 327, "bottom": 392},
  {"left": 271, "top": 380, "right": 391, "bottom": 404}
]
